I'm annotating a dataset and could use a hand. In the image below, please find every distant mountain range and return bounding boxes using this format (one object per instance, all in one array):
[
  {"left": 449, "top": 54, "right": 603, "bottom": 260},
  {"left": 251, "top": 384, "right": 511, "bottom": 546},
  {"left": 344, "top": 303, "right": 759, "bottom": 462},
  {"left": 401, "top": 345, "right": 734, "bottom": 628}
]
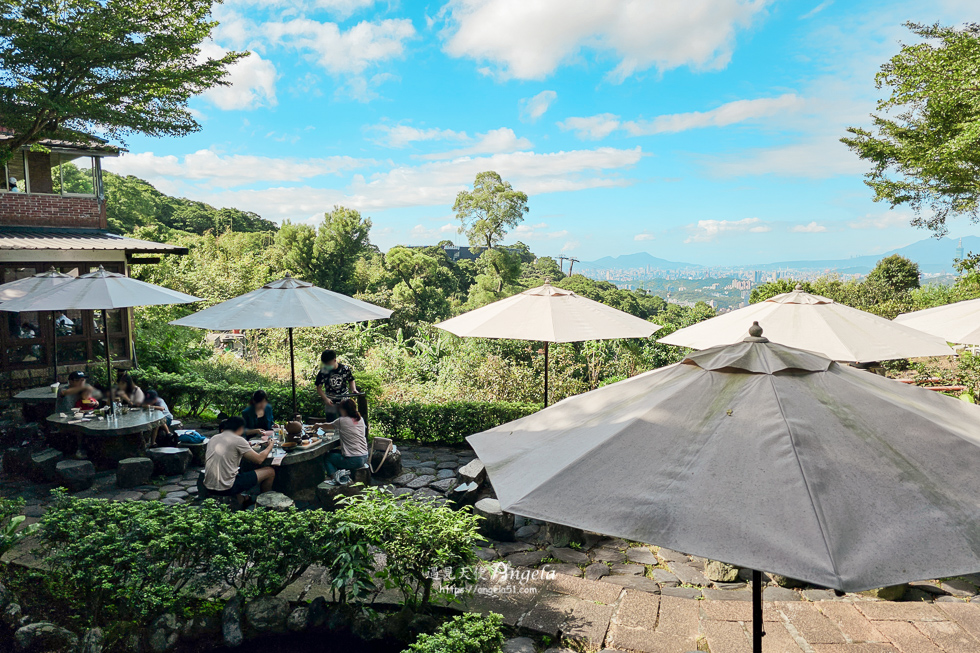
[{"left": 580, "top": 236, "right": 980, "bottom": 275}]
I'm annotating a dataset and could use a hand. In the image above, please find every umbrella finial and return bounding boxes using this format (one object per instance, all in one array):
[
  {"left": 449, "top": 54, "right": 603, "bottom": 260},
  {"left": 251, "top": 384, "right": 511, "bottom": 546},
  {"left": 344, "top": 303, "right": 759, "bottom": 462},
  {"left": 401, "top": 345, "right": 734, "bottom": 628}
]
[
  {"left": 745, "top": 321, "right": 769, "bottom": 343},
  {"left": 794, "top": 284, "right": 803, "bottom": 291}
]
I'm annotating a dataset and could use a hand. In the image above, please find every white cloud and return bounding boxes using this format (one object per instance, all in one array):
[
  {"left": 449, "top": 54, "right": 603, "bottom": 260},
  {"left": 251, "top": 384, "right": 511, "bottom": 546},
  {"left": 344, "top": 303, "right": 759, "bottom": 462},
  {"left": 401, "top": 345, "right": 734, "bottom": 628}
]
[
  {"left": 224, "top": 0, "right": 377, "bottom": 19},
  {"left": 799, "top": 1, "right": 832, "bottom": 19},
  {"left": 440, "top": 0, "right": 771, "bottom": 81},
  {"left": 557, "top": 114, "right": 622, "bottom": 140},
  {"left": 105, "top": 149, "right": 372, "bottom": 189},
  {"left": 847, "top": 212, "right": 911, "bottom": 230},
  {"left": 512, "top": 222, "right": 569, "bottom": 240},
  {"left": 370, "top": 125, "right": 468, "bottom": 148},
  {"left": 634, "top": 232, "right": 656, "bottom": 241},
  {"left": 199, "top": 43, "right": 277, "bottom": 110},
  {"left": 559, "top": 95, "right": 803, "bottom": 140},
  {"left": 706, "top": 135, "right": 867, "bottom": 178},
  {"left": 623, "top": 94, "right": 804, "bottom": 135},
  {"left": 684, "top": 217, "right": 770, "bottom": 243},
  {"left": 561, "top": 241, "right": 580, "bottom": 253},
  {"left": 519, "top": 90, "right": 557, "bottom": 121},
  {"left": 410, "top": 223, "right": 458, "bottom": 239},
  {"left": 264, "top": 18, "right": 416, "bottom": 75},
  {"left": 194, "top": 146, "right": 644, "bottom": 219},
  {"left": 791, "top": 221, "right": 828, "bottom": 233},
  {"left": 421, "top": 128, "right": 532, "bottom": 160}
]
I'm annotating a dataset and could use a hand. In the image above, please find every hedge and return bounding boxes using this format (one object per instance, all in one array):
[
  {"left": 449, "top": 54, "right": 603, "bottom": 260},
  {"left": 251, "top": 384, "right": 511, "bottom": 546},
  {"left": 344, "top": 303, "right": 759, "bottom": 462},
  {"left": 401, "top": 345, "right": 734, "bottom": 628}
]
[{"left": 129, "top": 368, "right": 540, "bottom": 445}]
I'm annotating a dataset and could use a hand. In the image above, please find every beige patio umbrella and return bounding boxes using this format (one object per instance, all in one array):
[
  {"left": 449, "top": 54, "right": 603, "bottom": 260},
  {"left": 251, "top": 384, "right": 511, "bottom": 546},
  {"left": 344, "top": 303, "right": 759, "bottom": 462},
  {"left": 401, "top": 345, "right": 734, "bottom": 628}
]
[
  {"left": 659, "top": 285, "right": 953, "bottom": 362},
  {"left": 434, "top": 282, "right": 661, "bottom": 406},
  {"left": 0, "top": 266, "right": 201, "bottom": 409},
  {"left": 895, "top": 297, "right": 980, "bottom": 345},
  {"left": 0, "top": 268, "right": 74, "bottom": 382},
  {"left": 468, "top": 323, "right": 980, "bottom": 653},
  {"left": 170, "top": 274, "right": 392, "bottom": 415}
]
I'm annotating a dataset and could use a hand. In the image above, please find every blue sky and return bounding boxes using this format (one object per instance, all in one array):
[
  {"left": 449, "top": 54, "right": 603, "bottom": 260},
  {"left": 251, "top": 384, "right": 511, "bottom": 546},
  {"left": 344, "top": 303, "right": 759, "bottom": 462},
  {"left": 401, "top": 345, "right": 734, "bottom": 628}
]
[{"left": 103, "top": 0, "right": 980, "bottom": 266}]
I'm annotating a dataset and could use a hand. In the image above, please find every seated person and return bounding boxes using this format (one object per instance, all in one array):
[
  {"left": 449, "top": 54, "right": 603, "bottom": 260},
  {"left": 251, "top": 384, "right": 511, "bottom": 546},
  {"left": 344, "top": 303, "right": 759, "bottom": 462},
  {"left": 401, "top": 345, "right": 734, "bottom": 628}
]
[
  {"left": 113, "top": 371, "right": 145, "bottom": 406},
  {"left": 56, "top": 371, "right": 91, "bottom": 413},
  {"left": 142, "top": 389, "right": 174, "bottom": 447},
  {"left": 316, "top": 398, "right": 368, "bottom": 484},
  {"left": 241, "top": 390, "right": 274, "bottom": 438},
  {"left": 204, "top": 416, "right": 275, "bottom": 503},
  {"left": 315, "top": 349, "right": 357, "bottom": 420},
  {"left": 74, "top": 387, "right": 100, "bottom": 411}
]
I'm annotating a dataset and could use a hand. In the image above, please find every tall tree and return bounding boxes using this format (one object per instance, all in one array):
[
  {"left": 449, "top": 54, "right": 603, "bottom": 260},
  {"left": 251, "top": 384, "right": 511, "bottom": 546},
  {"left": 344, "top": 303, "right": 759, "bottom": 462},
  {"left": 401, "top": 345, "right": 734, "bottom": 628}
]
[
  {"left": 454, "top": 171, "right": 529, "bottom": 249},
  {"left": 842, "top": 22, "right": 980, "bottom": 235},
  {"left": 0, "top": 0, "right": 245, "bottom": 157},
  {"left": 313, "top": 206, "right": 373, "bottom": 294},
  {"left": 866, "top": 254, "right": 921, "bottom": 292}
]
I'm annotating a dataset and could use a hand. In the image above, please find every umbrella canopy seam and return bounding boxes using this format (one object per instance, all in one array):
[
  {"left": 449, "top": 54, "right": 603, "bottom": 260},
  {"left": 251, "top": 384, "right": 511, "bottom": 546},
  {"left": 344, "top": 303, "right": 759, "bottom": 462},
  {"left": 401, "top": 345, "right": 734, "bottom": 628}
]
[{"left": 764, "top": 371, "right": 845, "bottom": 589}]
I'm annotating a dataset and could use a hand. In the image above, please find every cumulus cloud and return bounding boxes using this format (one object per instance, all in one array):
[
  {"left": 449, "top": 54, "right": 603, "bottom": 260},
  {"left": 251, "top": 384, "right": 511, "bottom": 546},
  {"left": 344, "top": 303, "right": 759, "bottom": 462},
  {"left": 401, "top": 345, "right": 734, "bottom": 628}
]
[
  {"left": 791, "top": 221, "right": 828, "bottom": 233},
  {"left": 421, "top": 128, "right": 532, "bottom": 160},
  {"left": 369, "top": 124, "right": 468, "bottom": 148},
  {"left": 410, "top": 223, "right": 458, "bottom": 239},
  {"left": 104, "top": 149, "right": 372, "bottom": 189},
  {"left": 440, "top": 0, "right": 770, "bottom": 81},
  {"left": 264, "top": 18, "right": 416, "bottom": 75},
  {"left": 512, "top": 222, "right": 569, "bottom": 240},
  {"left": 192, "top": 146, "right": 644, "bottom": 219},
  {"left": 559, "top": 95, "right": 803, "bottom": 140},
  {"left": 684, "top": 217, "right": 770, "bottom": 243},
  {"left": 557, "top": 114, "right": 622, "bottom": 140},
  {"left": 847, "top": 212, "right": 911, "bottom": 230},
  {"left": 199, "top": 43, "right": 278, "bottom": 110},
  {"left": 519, "top": 90, "right": 557, "bottom": 122},
  {"left": 634, "top": 232, "right": 656, "bottom": 241}
]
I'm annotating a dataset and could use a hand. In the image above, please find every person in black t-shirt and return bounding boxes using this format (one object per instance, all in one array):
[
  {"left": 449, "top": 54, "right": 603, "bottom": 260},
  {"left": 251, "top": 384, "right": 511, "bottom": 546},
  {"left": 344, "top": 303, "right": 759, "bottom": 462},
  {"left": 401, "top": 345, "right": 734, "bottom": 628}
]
[{"left": 315, "top": 349, "right": 357, "bottom": 418}]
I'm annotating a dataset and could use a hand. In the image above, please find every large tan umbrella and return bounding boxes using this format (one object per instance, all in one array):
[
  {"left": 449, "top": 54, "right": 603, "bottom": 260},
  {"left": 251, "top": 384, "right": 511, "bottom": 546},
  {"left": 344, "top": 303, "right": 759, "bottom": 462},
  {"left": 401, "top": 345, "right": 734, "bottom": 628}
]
[
  {"left": 0, "top": 266, "right": 200, "bottom": 407},
  {"left": 659, "top": 285, "right": 953, "bottom": 362},
  {"left": 170, "top": 274, "right": 392, "bottom": 415},
  {"left": 468, "top": 324, "right": 980, "bottom": 653},
  {"left": 434, "top": 282, "right": 661, "bottom": 406},
  {"left": 895, "top": 297, "right": 980, "bottom": 345},
  {"left": 0, "top": 268, "right": 74, "bottom": 382}
]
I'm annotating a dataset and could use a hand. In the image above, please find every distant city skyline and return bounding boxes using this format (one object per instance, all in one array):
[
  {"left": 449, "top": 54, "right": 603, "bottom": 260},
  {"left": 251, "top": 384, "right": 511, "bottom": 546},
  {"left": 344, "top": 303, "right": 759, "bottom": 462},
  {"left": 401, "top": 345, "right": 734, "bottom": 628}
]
[{"left": 101, "top": 0, "right": 980, "bottom": 265}]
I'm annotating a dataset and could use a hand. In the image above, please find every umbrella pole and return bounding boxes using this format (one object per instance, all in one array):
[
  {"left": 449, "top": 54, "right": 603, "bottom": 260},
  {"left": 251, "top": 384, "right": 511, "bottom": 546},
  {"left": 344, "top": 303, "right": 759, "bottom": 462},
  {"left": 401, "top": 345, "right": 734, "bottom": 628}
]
[
  {"left": 752, "top": 569, "right": 764, "bottom": 653},
  {"left": 289, "top": 327, "right": 297, "bottom": 417},
  {"left": 544, "top": 342, "right": 549, "bottom": 408},
  {"left": 51, "top": 311, "right": 59, "bottom": 384},
  {"left": 103, "top": 311, "right": 112, "bottom": 415}
]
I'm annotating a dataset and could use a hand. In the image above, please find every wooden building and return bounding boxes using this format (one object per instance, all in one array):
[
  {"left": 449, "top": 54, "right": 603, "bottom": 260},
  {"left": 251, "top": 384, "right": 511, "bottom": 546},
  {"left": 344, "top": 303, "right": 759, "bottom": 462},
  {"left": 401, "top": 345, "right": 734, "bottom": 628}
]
[{"left": 1, "top": 132, "right": 187, "bottom": 391}]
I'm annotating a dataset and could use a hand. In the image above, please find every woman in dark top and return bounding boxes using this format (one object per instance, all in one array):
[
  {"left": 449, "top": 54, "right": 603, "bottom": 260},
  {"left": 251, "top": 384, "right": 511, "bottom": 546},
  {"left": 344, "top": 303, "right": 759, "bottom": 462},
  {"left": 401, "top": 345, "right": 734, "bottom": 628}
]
[{"left": 241, "top": 390, "right": 274, "bottom": 437}]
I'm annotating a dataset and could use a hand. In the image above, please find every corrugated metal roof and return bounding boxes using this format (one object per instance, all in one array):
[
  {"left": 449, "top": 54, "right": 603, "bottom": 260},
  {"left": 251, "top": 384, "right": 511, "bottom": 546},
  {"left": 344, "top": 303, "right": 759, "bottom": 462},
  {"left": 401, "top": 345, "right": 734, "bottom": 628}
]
[
  {"left": 0, "top": 129, "right": 121, "bottom": 155},
  {"left": 0, "top": 227, "right": 188, "bottom": 254}
]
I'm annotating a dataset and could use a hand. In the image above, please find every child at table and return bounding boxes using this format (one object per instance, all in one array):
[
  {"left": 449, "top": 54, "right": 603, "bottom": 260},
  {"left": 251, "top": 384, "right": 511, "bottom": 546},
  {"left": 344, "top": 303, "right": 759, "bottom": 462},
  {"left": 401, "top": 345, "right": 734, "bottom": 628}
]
[
  {"left": 75, "top": 387, "right": 99, "bottom": 411},
  {"left": 143, "top": 389, "right": 175, "bottom": 447}
]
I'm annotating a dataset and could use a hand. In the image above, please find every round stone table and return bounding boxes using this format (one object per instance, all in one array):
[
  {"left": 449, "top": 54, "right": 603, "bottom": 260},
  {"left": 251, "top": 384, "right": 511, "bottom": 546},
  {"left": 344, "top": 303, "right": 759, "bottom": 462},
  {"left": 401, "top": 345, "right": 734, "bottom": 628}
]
[
  {"left": 47, "top": 410, "right": 165, "bottom": 466},
  {"left": 240, "top": 434, "right": 339, "bottom": 496}
]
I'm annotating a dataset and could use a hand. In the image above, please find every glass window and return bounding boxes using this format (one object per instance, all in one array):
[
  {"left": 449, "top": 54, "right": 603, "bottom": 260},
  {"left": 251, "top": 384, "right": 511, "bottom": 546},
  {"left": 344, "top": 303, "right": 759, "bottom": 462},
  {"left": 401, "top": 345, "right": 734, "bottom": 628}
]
[
  {"left": 55, "top": 310, "right": 84, "bottom": 337},
  {"left": 3, "top": 151, "right": 26, "bottom": 193},
  {"left": 58, "top": 341, "right": 89, "bottom": 364},
  {"left": 7, "top": 343, "right": 45, "bottom": 364},
  {"left": 52, "top": 154, "right": 95, "bottom": 196},
  {"left": 106, "top": 309, "right": 124, "bottom": 334},
  {"left": 3, "top": 266, "right": 36, "bottom": 284}
]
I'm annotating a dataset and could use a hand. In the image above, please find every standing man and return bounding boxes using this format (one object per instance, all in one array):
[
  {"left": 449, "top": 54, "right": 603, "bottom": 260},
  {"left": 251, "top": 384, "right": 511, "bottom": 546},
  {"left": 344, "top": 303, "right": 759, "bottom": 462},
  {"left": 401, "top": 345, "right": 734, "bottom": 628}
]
[{"left": 315, "top": 349, "right": 357, "bottom": 419}]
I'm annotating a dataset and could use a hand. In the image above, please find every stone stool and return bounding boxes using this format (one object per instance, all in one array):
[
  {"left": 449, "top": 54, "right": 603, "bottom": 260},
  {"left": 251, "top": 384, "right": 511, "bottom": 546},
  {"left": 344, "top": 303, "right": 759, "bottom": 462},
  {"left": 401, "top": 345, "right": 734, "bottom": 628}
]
[
  {"left": 30, "top": 448, "right": 63, "bottom": 482},
  {"left": 117, "top": 457, "right": 154, "bottom": 488},
  {"left": 2, "top": 446, "right": 33, "bottom": 477},
  {"left": 256, "top": 492, "right": 295, "bottom": 512},
  {"left": 56, "top": 459, "right": 95, "bottom": 492},
  {"left": 146, "top": 447, "right": 192, "bottom": 477},
  {"left": 315, "top": 481, "right": 362, "bottom": 511},
  {"left": 195, "top": 472, "right": 239, "bottom": 509},
  {"left": 474, "top": 497, "right": 516, "bottom": 542},
  {"left": 352, "top": 463, "right": 372, "bottom": 486},
  {"left": 182, "top": 439, "right": 208, "bottom": 467}
]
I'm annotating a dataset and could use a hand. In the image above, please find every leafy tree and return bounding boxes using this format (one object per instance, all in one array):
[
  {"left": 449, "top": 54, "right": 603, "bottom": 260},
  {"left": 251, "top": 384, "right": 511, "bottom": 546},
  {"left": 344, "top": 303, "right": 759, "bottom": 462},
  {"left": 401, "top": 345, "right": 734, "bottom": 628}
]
[
  {"left": 454, "top": 171, "right": 529, "bottom": 249},
  {"left": 866, "top": 254, "right": 920, "bottom": 292},
  {"left": 467, "top": 248, "right": 523, "bottom": 306},
  {"left": 275, "top": 221, "right": 317, "bottom": 281},
  {"left": 0, "top": 0, "right": 245, "bottom": 158},
  {"left": 313, "top": 206, "right": 372, "bottom": 294},
  {"left": 385, "top": 246, "right": 452, "bottom": 323},
  {"left": 842, "top": 22, "right": 980, "bottom": 235}
]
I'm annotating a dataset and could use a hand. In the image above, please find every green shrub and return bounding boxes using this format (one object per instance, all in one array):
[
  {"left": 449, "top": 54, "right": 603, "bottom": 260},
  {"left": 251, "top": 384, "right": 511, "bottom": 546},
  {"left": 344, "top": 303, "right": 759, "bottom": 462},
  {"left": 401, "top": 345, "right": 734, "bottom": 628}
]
[
  {"left": 406, "top": 613, "right": 505, "bottom": 653},
  {"left": 336, "top": 487, "right": 483, "bottom": 609},
  {"left": 0, "top": 497, "right": 37, "bottom": 559},
  {"left": 132, "top": 367, "right": 538, "bottom": 443},
  {"left": 370, "top": 400, "right": 539, "bottom": 444}
]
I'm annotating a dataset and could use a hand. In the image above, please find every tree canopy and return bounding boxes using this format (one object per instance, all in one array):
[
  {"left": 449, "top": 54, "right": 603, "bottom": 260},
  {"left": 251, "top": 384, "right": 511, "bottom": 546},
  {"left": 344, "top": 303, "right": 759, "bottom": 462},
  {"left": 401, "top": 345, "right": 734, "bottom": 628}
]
[
  {"left": 0, "top": 0, "right": 245, "bottom": 157},
  {"left": 453, "top": 171, "right": 529, "bottom": 249},
  {"left": 842, "top": 22, "right": 980, "bottom": 235}
]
